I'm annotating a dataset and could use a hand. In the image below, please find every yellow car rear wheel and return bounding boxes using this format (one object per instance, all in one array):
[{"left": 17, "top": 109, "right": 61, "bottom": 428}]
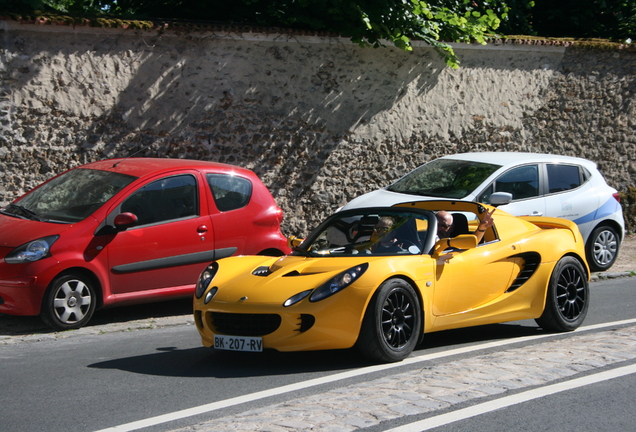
[{"left": 536, "top": 256, "right": 589, "bottom": 332}]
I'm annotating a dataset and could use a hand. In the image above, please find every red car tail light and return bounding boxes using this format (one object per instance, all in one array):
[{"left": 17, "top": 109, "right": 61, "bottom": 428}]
[{"left": 254, "top": 206, "right": 284, "bottom": 226}]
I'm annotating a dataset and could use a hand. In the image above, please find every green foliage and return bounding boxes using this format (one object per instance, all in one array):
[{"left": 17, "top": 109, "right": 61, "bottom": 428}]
[
  {"left": 0, "top": 0, "right": 47, "bottom": 12},
  {"left": 2, "top": 0, "right": 510, "bottom": 69},
  {"left": 41, "top": 0, "right": 102, "bottom": 15},
  {"left": 496, "top": 0, "right": 535, "bottom": 35},
  {"left": 6, "top": 0, "right": 634, "bottom": 64},
  {"left": 529, "top": 0, "right": 636, "bottom": 41}
]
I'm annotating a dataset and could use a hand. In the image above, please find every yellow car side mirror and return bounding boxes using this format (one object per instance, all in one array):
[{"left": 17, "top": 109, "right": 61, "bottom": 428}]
[
  {"left": 433, "top": 234, "right": 478, "bottom": 257},
  {"left": 287, "top": 235, "right": 304, "bottom": 248}
]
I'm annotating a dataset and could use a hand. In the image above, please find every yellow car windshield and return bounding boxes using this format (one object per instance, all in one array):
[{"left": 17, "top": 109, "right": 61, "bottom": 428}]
[{"left": 297, "top": 209, "right": 435, "bottom": 257}]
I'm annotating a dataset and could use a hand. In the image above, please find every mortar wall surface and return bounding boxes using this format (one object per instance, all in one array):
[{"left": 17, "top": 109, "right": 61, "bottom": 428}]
[{"left": 1, "top": 21, "right": 634, "bottom": 235}]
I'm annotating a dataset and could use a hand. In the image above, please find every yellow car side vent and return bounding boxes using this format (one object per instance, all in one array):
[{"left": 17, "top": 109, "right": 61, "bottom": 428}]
[{"left": 507, "top": 252, "right": 541, "bottom": 292}]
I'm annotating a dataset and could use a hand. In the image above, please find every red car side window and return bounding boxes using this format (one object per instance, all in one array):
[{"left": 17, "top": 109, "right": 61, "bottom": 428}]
[
  {"left": 207, "top": 173, "right": 252, "bottom": 212},
  {"left": 121, "top": 174, "right": 198, "bottom": 225}
]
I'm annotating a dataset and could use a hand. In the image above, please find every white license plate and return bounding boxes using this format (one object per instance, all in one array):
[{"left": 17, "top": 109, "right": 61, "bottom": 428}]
[{"left": 214, "top": 335, "right": 263, "bottom": 352}]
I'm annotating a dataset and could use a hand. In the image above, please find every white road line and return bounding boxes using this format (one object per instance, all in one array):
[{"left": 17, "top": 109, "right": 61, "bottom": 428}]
[
  {"left": 93, "top": 318, "right": 636, "bottom": 432},
  {"left": 385, "top": 363, "right": 636, "bottom": 432}
]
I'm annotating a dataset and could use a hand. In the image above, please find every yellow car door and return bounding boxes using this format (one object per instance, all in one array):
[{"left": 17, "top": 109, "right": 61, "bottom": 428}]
[{"left": 431, "top": 239, "right": 519, "bottom": 316}]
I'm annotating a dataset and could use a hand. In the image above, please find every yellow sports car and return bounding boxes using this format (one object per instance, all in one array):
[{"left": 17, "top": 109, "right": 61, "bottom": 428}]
[{"left": 193, "top": 200, "right": 590, "bottom": 363}]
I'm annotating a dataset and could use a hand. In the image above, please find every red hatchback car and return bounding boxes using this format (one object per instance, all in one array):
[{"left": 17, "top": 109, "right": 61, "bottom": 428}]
[{"left": 0, "top": 158, "right": 289, "bottom": 330}]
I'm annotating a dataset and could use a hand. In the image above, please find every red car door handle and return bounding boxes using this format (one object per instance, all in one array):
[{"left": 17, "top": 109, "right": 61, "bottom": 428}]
[{"left": 197, "top": 225, "right": 208, "bottom": 234}]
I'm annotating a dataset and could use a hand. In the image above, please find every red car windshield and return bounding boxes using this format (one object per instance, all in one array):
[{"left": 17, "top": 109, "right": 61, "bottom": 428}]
[{"left": 3, "top": 168, "right": 136, "bottom": 223}]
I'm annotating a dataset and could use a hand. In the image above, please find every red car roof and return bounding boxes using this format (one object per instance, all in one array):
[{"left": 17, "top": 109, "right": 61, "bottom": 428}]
[{"left": 81, "top": 158, "right": 253, "bottom": 178}]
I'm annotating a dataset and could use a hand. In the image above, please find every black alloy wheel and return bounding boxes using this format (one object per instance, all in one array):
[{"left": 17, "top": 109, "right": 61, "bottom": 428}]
[
  {"left": 357, "top": 278, "right": 422, "bottom": 363},
  {"left": 536, "top": 256, "right": 589, "bottom": 332}
]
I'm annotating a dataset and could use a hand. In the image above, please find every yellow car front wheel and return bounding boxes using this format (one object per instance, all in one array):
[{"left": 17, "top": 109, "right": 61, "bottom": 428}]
[{"left": 357, "top": 278, "right": 422, "bottom": 363}]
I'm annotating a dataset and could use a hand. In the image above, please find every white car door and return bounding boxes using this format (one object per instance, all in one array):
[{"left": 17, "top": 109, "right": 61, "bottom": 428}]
[
  {"left": 542, "top": 163, "right": 599, "bottom": 240},
  {"left": 478, "top": 164, "right": 546, "bottom": 218}
]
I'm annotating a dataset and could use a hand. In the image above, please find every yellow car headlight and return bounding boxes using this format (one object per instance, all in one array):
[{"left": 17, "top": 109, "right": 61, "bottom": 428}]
[
  {"left": 283, "top": 289, "right": 313, "bottom": 307},
  {"left": 204, "top": 287, "right": 218, "bottom": 304},
  {"left": 309, "top": 263, "right": 369, "bottom": 302},
  {"left": 195, "top": 262, "right": 218, "bottom": 299}
]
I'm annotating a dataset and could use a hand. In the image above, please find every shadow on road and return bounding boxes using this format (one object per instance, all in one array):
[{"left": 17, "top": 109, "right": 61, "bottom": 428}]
[
  {"left": 89, "top": 345, "right": 370, "bottom": 378},
  {"left": 418, "top": 321, "right": 545, "bottom": 350},
  {"left": 87, "top": 322, "right": 545, "bottom": 379}
]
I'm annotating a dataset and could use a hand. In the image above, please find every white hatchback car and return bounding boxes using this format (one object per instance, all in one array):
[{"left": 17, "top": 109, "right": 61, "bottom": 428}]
[{"left": 341, "top": 152, "right": 625, "bottom": 271}]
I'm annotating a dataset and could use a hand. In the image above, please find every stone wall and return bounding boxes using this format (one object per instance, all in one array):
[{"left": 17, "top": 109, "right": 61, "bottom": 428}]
[{"left": 1, "top": 20, "right": 635, "bottom": 236}]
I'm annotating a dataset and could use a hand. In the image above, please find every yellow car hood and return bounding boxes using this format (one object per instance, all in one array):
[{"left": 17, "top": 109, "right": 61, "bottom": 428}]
[{"left": 211, "top": 255, "right": 374, "bottom": 305}]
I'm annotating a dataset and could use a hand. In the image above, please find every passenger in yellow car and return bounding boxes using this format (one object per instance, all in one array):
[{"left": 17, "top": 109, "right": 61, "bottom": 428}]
[
  {"left": 474, "top": 207, "right": 495, "bottom": 242},
  {"left": 435, "top": 211, "right": 454, "bottom": 239},
  {"left": 435, "top": 208, "right": 495, "bottom": 243}
]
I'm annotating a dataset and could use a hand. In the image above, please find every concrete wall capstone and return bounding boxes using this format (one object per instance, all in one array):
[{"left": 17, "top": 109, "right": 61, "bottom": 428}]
[{"left": 1, "top": 20, "right": 635, "bottom": 235}]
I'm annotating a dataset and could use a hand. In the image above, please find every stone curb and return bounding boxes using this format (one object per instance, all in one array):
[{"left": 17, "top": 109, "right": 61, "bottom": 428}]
[{"left": 591, "top": 271, "right": 635, "bottom": 281}]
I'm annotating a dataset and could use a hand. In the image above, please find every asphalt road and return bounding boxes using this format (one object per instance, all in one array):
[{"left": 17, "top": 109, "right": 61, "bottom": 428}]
[
  {"left": 1, "top": 277, "right": 635, "bottom": 432},
  {"left": 422, "top": 372, "right": 636, "bottom": 432}
]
